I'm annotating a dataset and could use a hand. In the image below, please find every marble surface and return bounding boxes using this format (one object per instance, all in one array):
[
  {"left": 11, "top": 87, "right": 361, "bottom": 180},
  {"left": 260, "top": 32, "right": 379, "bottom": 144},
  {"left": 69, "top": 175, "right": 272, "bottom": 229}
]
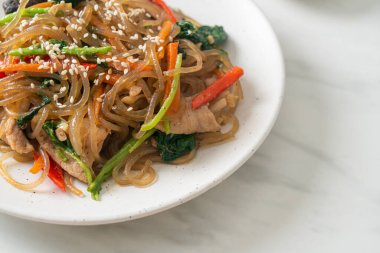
[{"left": 1, "top": 0, "right": 380, "bottom": 252}]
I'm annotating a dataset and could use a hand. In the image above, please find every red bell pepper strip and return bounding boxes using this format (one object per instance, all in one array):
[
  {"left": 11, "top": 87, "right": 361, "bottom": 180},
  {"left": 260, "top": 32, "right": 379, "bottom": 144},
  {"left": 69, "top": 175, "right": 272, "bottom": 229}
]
[
  {"left": 192, "top": 66, "right": 244, "bottom": 110},
  {"left": 151, "top": 0, "right": 177, "bottom": 23},
  {"left": 48, "top": 158, "right": 66, "bottom": 192},
  {"left": 30, "top": 152, "right": 66, "bottom": 192}
]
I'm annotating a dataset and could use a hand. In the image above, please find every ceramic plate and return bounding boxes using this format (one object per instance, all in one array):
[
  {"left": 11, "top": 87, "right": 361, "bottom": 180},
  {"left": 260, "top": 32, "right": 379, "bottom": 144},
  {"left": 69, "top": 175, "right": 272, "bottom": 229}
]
[{"left": 0, "top": 0, "right": 284, "bottom": 225}]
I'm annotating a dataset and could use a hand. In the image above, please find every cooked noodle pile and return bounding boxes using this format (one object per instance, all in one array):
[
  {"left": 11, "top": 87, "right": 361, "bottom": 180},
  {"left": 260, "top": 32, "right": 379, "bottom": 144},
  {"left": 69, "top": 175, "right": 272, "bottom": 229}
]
[{"left": 0, "top": 0, "right": 243, "bottom": 199}]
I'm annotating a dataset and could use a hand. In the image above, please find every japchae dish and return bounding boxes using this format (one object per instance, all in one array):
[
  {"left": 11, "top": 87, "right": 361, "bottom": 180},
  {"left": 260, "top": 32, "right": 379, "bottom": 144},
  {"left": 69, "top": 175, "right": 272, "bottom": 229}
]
[{"left": 0, "top": 0, "right": 244, "bottom": 200}]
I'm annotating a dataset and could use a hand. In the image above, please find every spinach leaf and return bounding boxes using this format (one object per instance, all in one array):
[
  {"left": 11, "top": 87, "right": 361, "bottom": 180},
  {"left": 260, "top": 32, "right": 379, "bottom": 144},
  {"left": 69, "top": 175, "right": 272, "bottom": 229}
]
[
  {"left": 42, "top": 120, "right": 76, "bottom": 156},
  {"left": 155, "top": 131, "right": 196, "bottom": 162},
  {"left": 48, "top": 39, "right": 67, "bottom": 49},
  {"left": 176, "top": 20, "right": 228, "bottom": 50},
  {"left": 16, "top": 96, "right": 51, "bottom": 129},
  {"left": 42, "top": 120, "right": 94, "bottom": 183}
]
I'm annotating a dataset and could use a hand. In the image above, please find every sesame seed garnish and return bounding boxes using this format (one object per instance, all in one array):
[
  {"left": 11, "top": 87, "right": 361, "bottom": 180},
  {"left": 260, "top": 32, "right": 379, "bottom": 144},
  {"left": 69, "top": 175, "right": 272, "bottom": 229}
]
[
  {"left": 53, "top": 94, "right": 58, "bottom": 101},
  {"left": 92, "top": 33, "right": 98, "bottom": 39},
  {"left": 60, "top": 86, "right": 67, "bottom": 92},
  {"left": 94, "top": 4, "right": 99, "bottom": 11},
  {"left": 30, "top": 83, "right": 35, "bottom": 88},
  {"left": 106, "top": 75, "right": 110, "bottom": 80},
  {"left": 84, "top": 33, "right": 89, "bottom": 38},
  {"left": 70, "top": 96, "right": 74, "bottom": 103},
  {"left": 83, "top": 72, "right": 88, "bottom": 78}
]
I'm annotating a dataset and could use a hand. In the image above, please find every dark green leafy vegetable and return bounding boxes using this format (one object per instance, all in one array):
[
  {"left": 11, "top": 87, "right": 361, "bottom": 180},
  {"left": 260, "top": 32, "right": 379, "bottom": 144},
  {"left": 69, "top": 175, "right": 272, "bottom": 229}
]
[
  {"left": 42, "top": 120, "right": 93, "bottom": 184},
  {"left": 155, "top": 131, "right": 196, "bottom": 162},
  {"left": 176, "top": 20, "right": 228, "bottom": 50},
  {"left": 48, "top": 39, "right": 68, "bottom": 49},
  {"left": 16, "top": 96, "right": 51, "bottom": 129},
  {"left": 28, "top": 75, "right": 60, "bottom": 88}
]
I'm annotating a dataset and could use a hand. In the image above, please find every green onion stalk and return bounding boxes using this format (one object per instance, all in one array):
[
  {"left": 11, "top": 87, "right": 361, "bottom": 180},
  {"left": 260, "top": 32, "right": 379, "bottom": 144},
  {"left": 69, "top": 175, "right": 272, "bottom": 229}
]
[
  {"left": 9, "top": 46, "right": 112, "bottom": 56},
  {"left": 87, "top": 129, "right": 157, "bottom": 200},
  {"left": 140, "top": 53, "right": 183, "bottom": 132}
]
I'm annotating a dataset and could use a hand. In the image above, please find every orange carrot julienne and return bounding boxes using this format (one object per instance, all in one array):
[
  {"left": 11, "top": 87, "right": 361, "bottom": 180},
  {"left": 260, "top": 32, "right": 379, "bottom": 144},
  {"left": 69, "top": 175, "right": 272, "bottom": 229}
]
[
  {"left": 151, "top": 0, "right": 177, "bottom": 23},
  {"left": 30, "top": 152, "right": 44, "bottom": 174},
  {"left": 0, "top": 64, "right": 52, "bottom": 73},
  {"left": 93, "top": 84, "right": 105, "bottom": 125},
  {"left": 30, "top": 2, "right": 54, "bottom": 8},
  {"left": 159, "top": 20, "right": 173, "bottom": 41},
  {"left": 157, "top": 20, "right": 173, "bottom": 59},
  {"left": 192, "top": 66, "right": 244, "bottom": 110},
  {"left": 164, "top": 42, "right": 180, "bottom": 114}
]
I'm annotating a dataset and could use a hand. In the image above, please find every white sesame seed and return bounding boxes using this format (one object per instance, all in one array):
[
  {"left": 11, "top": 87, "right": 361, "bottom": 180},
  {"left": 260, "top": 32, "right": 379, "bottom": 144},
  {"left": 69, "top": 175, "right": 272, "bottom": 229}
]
[
  {"left": 106, "top": 75, "right": 110, "bottom": 80},
  {"left": 96, "top": 58, "right": 101, "bottom": 64},
  {"left": 52, "top": 26, "right": 58, "bottom": 30},
  {"left": 124, "top": 69, "right": 129, "bottom": 75},
  {"left": 60, "top": 86, "right": 67, "bottom": 92},
  {"left": 96, "top": 97, "right": 103, "bottom": 103},
  {"left": 92, "top": 33, "right": 98, "bottom": 39},
  {"left": 49, "top": 80, "right": 54, "bottom": 85},
  {"left": 83, "top": 33, "right": 89, "bottom": 38},
  {"left": 53, "top": 94, "right": 58, "bottom": 101},
  {"left": 69, "top": 69, "right": 74, "bottom": 75},
  {"left": 70, "top": 96, "right": 74, "bottom": 103},
  {"left": 94, "top": 4, "right": 99, "bottom": 11},
  {"left": 127, "top": 107, "right": 133, "bottom": 111},
  {"left": 83, "top": 72, "right": 88, "bottom": 78},
  {"left": 80, "top": 55, "right": 87, "bottom": 60},
  {"left": 61, "top": 70, "right": 68, "bottom": 76},
  {"left": 30, "top": 83, "right": 35, "bottom": 88}
]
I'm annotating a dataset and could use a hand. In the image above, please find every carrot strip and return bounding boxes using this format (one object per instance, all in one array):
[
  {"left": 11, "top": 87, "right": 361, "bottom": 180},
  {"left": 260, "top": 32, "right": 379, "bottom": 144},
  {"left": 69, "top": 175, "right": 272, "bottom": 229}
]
[
  {"left": 93, "top": 84, "right": 105, "bottom": 125},
  {"left": 157, "top": 20, "right": 173, "bottom": 60},
  {"left": 164, "top": 42, "right": 180, "bottom": 114},
  {"left": 151, "top": 0, "right": 177, "bottom": 23},
  {"left": 30, "top": 152, "right": 44, "bottom": 174},
  {"left": 192, "top": 66, "right": 244, "bottom": 110},
  {"left": 29, "top": 2, "right": 54, "bottom": 8},
  {"left": 159, "top": 20, "right": 173, "bottom": 41},
  {"left": 0, "top": 63, "right": 51, "bottom": 73}
]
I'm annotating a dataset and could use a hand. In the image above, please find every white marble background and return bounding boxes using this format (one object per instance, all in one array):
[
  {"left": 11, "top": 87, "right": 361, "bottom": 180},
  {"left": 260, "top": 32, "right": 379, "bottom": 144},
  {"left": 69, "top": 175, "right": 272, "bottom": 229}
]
[{"left": 1, "top": 0, "right": 379, "bottom": 252}]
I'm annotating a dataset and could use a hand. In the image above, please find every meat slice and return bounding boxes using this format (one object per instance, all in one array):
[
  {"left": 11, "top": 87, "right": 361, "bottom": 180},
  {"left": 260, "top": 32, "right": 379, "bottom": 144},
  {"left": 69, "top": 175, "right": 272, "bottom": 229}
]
[
  {"left": 36, "top": 131, "right": 88, "bottom": 183},
  {"left": 35, "top": 119, "right": 109, "bottom": 183},
  {"left": 1, "top": 118, "right": 34, "bottom": 154},
  {"left": 156, "top": 97, "right": 221, "bottom": 134}
]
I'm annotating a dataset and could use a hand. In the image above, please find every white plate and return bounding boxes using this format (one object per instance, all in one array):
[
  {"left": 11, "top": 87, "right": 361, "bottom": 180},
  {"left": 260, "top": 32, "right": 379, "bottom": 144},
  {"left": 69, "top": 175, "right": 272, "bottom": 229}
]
[{"left": 0, "top": 0, "right": 284, "bottom": 225}]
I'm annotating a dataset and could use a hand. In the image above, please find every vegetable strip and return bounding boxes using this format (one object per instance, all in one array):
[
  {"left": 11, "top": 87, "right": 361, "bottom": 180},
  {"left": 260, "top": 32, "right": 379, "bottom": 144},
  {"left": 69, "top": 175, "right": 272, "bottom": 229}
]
[
  {"left": 164, "top": 42, "right": 180, "bottom": 114},
  {"left": 9, "top": 46, "right": 112, "bottom": 57},
  {"left": 140, "top": 53, "right": 182, "bottom": 131},
  {"left": 88, "top": 129, "right": 157, "bottom": 200},
  {"left": 192, "top": 66, "right": 244, "bottom": 110}
]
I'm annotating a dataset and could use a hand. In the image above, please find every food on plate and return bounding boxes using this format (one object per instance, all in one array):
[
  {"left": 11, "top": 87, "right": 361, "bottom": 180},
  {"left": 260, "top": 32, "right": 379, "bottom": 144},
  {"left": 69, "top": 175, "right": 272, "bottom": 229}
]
[{"left": 0, "top": 0, "right": 244, "bottom": 200}]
